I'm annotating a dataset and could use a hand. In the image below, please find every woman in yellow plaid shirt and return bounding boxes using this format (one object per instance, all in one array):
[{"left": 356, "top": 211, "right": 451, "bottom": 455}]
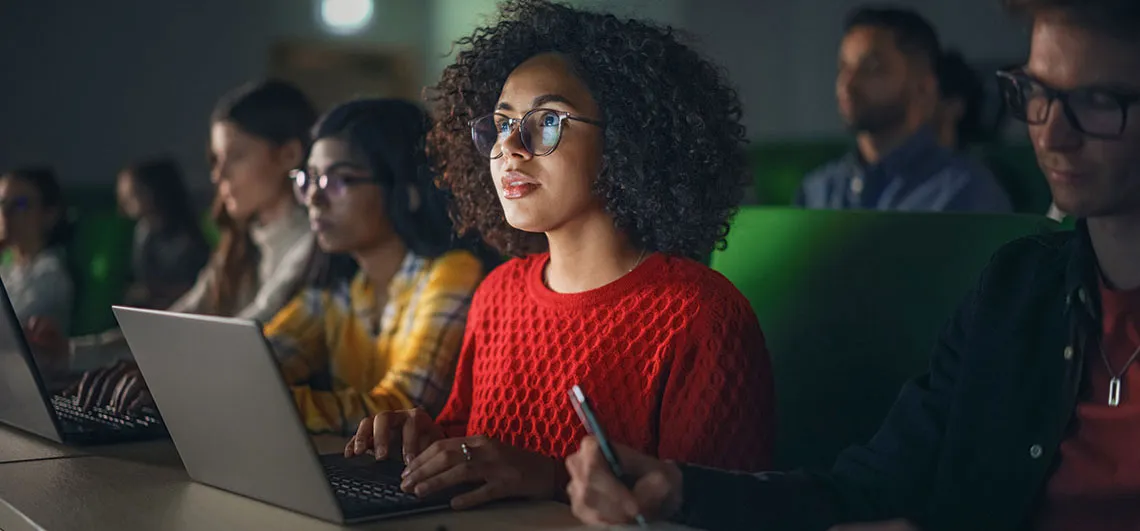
[{"left": 266, "top": 99, "right": 487, "bottom": 435}]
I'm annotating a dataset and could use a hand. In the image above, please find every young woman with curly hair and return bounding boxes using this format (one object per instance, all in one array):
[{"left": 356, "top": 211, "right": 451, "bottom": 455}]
[{"left": 345, "top": 0, "right": 774, "bottom": 510}]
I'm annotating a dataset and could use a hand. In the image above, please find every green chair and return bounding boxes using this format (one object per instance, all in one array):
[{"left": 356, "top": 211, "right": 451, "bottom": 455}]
[
  {"left": 981, "top": 143, "right": 1051, "bottom": 214},
  {"left": 67, "top": 209, "right": 134, "bottom": 336},
  {"left": 201, "top": 211, "right": 220, "bottom": 248},
  {"left": 749, "top": 141, "right": 848, "bottom": 206},
  {"left": 711, "top": 207, "right": 1060, "bottom": 471}
]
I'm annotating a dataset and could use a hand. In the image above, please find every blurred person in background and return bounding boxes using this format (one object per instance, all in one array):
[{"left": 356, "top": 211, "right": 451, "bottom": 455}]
[
  {"left": 116, "top": 157, "right": 211, "bottom": 309},
  {"left": 934, "top": 50, "right": 988, "bottom": 152},
  {"left": 2, "top": 167, "right": 74, "bottom": 354},
  {"left": 29, "top": 80, "right": 318, "bottom": 397},
  {"left": 81, "top": 99, "right": 491, "bottom": 420},
  {"left": 796, "top": 7, "right": 1011, "bottom": 212}
]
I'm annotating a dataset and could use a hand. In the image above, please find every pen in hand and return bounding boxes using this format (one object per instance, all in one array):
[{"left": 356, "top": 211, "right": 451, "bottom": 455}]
[{"left": 568, "top": 384, "right": 649, "bottom": 528}]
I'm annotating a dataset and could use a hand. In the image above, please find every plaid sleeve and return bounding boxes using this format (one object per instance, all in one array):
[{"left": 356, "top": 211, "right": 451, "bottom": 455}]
[
  {"left": 263, "top": 289, "right": 329, "bottom": 384},
  {"left": 364, "top": 251, "right": 484, "bottom": 416}
]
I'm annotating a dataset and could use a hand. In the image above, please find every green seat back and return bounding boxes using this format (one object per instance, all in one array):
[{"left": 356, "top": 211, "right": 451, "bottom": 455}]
[
  {"left": 711, "top": 207, "right": 1059, "bottom": 470},
  {"left": 750, "top": 142, "right": 848, "bottom": 206},
  {"left": 981, "top": 144, "right": 1050, "bottom": 214},
  {"left": 201, "top": 211, "right": 220, "bottom": 248},
  {"left": 68, "top": 209, "right": 134, "bottom": 336}
]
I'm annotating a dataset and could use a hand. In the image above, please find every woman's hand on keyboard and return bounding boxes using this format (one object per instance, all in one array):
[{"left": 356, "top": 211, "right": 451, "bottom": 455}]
[
  {"left": 69, "top": 361, "right": 154, "bottom": 413},
  {"left": 345, "top": 408, "right": 445, "bottom": 464},
  {"left": 399, "top": 435, "right": 564, "bottom": 510}
]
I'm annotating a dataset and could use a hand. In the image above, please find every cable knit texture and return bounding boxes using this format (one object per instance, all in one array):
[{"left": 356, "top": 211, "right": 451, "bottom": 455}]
[{"left": 435, "top": 252, "right": 774, "bottom": 471}]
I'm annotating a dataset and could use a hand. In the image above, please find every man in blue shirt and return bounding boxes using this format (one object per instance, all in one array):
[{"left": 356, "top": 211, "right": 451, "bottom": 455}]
[{"left": 796, "top": 7, "right": 1011, "bottom": 212}]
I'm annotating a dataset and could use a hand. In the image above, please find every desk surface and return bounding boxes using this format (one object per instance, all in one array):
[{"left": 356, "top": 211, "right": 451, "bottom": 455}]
[
  {"left": 0, "top": 424, "right": 78, "bottom": 463},
  {"left": 0, "top": 429, "right": 696, "bottom": 530},
  {"left": 0, "top": 433, "right": 604, "bottom": 531},
  {"left": 0, "top": 454, "right": 584, "bottom": 531}
]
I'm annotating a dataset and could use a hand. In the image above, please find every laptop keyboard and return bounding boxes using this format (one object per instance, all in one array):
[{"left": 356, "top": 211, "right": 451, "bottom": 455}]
[
  {"left": 323, "top": 461, "right": 421, "bottom": 510},
  {"left": 50, "top": 395, "right": 162, "bottom": 432}
]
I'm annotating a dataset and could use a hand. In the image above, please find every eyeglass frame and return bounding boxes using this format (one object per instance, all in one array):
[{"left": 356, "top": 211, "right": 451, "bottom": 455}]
[
  {"left": 468, "top": 108, "right": 605, "bottom": 159},
  {"left": 995, "top": 68, "right": 1140, "bottom": 140},
  {"left": 289, "top": 169, "right": 375, "bottom": 203}
]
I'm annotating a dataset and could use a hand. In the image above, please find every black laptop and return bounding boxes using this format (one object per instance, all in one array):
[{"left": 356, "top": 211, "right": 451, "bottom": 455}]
[{"left": 0, "top": 283, "right": 166, "bottom": 445}]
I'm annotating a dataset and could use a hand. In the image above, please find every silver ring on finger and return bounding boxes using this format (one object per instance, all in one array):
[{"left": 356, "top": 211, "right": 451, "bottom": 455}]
[{"left": 460, "top": 442, "right": 473, "bottom": 462}]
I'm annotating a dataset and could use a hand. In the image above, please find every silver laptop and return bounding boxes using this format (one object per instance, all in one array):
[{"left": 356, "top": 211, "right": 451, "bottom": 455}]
[
  {"left": 0, "top": 283, "right": 164, "bottom": 445},
  {"left": 111, "top": 306, "right": 460, "bottom": 524}
]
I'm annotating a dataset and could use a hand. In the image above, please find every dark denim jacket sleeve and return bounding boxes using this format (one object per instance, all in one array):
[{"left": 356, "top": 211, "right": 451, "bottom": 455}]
[{"left": 674, "top": 266, "right": 983, "bottom": 530}]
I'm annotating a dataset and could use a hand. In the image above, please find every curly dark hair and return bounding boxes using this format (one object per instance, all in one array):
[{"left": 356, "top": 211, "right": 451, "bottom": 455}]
[{"left": 427, "top": 0, "right": 748, "bottom": 259}]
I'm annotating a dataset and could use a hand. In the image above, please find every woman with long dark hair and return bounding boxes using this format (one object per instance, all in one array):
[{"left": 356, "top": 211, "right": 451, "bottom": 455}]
[
  {"left": 54, "top": 80, "right": 318, "bottom": 405},
  {"left": 98, "top": 99, "right": 488, "bottom": 422},
  {"left": 116, "top": 157, "right": 211, "bottom": 309},
  {"left": 176, "top": 79, "right": 317, "bottom": 319},
  {"left": 1, "top": 167, "right": 73, "bottom": 332},
  {"left": 264, "top": 98, "right": 485, "bottom": 434}
]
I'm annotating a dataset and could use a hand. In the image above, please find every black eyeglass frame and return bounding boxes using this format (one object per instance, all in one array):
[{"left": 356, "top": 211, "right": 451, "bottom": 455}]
[{"left": 996, "top": 68, "right": 1140, "bottom": 140}]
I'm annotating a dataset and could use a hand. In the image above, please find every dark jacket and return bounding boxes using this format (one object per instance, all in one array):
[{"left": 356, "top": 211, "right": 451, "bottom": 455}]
[{"left": 677, "top": 223, "right": 1100, "bottom": 531}]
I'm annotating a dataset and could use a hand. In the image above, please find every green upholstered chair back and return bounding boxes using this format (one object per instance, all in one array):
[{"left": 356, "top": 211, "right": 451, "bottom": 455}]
[
  {"left": 67, "top": 209, "right": 134, "bottom": 336},
  {"left": 201, "top": 211, "right": 220, "bottom": 248},
  {"left": 0, "top": 202, "right": 133, "bottom": 336},
  {"left": 749, "top": 142, "right": 848, "bottom": 206},
  {"left": 711, "top": 207, "right": 1059, "bottom": 470}
]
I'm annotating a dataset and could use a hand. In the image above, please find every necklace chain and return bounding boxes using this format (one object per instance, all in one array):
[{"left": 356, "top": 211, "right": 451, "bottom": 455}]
[
  {"left": 628, "top": 249, "right": 648, "bottom": 273},
  {"left": 1101, "top": 341, "right": 1140, "bottom": 407}
]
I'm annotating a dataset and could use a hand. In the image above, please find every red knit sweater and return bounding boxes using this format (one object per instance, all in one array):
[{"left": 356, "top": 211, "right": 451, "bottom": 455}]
[{"left": 435, "top": 252, "right": 774, "bottom": 471}]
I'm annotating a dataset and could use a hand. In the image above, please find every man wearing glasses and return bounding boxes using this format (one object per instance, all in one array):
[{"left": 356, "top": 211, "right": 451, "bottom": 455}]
[{"left": 564, "top": 0, "right": 1140, "bottom": 529}]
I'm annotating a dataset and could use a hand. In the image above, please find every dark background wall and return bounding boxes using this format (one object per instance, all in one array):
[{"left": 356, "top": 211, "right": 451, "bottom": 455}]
[{"left": 0, "top": 0, "right": 1030, "bottom": 189}]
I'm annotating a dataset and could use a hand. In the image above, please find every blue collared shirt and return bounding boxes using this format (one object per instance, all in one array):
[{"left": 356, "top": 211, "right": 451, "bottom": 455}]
[{"left": 794, "top": 129, "right": 1012, "bottom": 212}]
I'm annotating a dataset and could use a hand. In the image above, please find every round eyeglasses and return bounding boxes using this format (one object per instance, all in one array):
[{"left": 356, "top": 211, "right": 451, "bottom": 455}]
[
  {"left": 469, "top": 108, "right": 604, "bottom": 159},
  {"left": 289, "top": 169, "right": 374, "bottom": 204}
]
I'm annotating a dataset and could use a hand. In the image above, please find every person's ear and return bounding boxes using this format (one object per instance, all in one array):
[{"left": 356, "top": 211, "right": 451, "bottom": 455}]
[
  {"left": 276, "top": 139, "right": 305, "bottom": 173},
  {"left": 943, "top": 97, "right": 966, "bottom": 123},
  {"left": 911, "top": 68, "right": 941, "bottom": 121},
  {"left": 916, "top": 69, "right": 940, "bottom": 102},
  {"left": 41, "top": 205, "right": 62, "bottom": 233}
]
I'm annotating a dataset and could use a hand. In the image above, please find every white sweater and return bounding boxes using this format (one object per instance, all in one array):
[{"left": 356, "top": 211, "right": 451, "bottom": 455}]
[
  {"left": 70, "top": 206, "right": 314, "bottom": 371},
  {"left": 1, "top": 246, "right": 73, "bottom": 333}
]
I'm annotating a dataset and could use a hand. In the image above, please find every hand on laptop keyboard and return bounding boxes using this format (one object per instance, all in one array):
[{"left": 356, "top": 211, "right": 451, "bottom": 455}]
[
  {"left": 345, "top": 408, "right": 445, "bottom": 463},
  {"left": 401, "top": 434, "right": 563, "bottom": 510},
  {"left": 68, "top": 361, "right": 155, "bottom": 414},
  {"left": 346, "top": 409, "right": 564, "bottom": 511}
]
